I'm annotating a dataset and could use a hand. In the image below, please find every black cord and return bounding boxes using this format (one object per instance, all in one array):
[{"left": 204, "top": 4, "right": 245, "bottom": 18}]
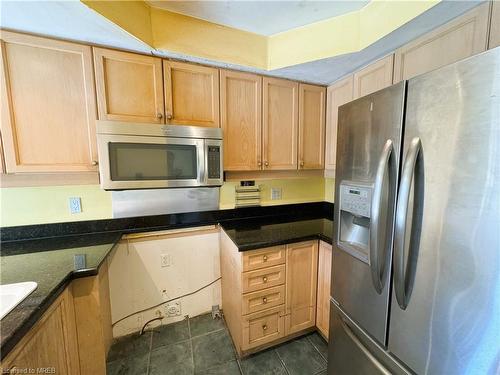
[
  {"left": 112, "top": 277, "right": 222, "bottom": 327},
  {"left": 140, "top": 317, "right": 163, "bottom": 335}
]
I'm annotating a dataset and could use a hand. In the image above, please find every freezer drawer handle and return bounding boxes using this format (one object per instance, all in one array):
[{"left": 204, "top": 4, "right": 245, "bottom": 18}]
[
  {"left": 394, "top": 137, "right": 424, "bottom": 310},
  {"left": 370, "top": 139, "right": 396, "bottom": 294}
]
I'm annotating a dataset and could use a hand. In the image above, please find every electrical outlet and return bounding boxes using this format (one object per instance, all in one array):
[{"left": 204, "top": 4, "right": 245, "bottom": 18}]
[
  {"left": 165, "top": 301, "right": 181, "bottom": 317},
  {"left": 160, "top": 254, "right": 172, "bottom": 267},
  {"left": 69, "top": 197, "right": 82, "bottom": 214},
  {"left": 271, "top": 187, "right": 282, "bottom": 200}
]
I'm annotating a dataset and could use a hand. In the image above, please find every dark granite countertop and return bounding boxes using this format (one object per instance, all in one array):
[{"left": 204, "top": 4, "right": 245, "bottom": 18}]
[
  {"left": 0, "top": 232, "right": 121, "bottom": 360},
  {"left": 221, "top": 217, "right": 333, "bottom": 251}
]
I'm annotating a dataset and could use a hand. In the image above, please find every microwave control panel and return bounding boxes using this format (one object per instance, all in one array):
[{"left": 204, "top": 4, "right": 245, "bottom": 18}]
[
  {"left": 339, "top": 183, "right": 372, "bottom": 218},
  {"left": 207, "top": 146, "right": 221, "bottom": 179}
]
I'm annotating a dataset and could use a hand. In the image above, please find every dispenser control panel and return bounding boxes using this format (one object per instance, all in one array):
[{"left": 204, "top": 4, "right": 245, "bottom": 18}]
[{"left": 339, "top": 183, "right": 372, "bottom": 218}]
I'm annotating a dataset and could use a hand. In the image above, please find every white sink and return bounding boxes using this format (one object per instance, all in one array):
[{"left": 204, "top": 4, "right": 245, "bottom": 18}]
[{"left": 0, "top": 282, "right": 37, "bottom": 320}]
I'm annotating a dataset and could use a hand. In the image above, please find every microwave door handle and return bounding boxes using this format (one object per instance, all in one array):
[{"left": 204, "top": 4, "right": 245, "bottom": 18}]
[
  {"left": 370, "top": 139, "right": 394, "bottom": 294},
  {"left": 198, "top": 141, "right": 207, "bottom": 185},
  {"left": 394, "top": 137, "right": 423, "bottom": 310}
]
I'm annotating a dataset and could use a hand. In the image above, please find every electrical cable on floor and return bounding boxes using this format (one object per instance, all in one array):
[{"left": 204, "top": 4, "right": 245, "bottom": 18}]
[{"left": 111, "top": 277, "right": 222, "bottom": 328}]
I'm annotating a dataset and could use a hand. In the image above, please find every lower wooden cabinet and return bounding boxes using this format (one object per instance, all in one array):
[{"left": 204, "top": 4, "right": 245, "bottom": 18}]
[
  {"left": 220, "top": 231, "right": 318, "bottom": 356},
  {"left": 0, "top": 261, "right": 112, "bottom": 375},
  {"left": 316, "top": 241, "right": 332, "bottom": 339}
]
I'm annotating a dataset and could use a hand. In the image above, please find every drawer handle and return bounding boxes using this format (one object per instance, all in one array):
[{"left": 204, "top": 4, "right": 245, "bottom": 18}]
[
  {"left": 262, "top": 297, "right": 268, "bottom": 304},
  {"left": 263, "top": 276, "right": 268, "bottom": 283},
  {"left": 262, "top": 324, "right": 268, "bottom": 331},
  {"left": 263, "top": 255, "right": 268, "bottom": 262}
]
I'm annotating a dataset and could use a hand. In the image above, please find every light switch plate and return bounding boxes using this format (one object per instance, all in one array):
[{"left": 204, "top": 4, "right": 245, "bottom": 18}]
[
  {"left": 69, "top": 197, "right": 82, "bottom": 214},
  {"left": 271, "top": 188, "right": 282, "bottom": 200}
]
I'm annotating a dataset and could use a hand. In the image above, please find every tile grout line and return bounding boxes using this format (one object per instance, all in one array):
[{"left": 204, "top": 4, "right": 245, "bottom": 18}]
[
  {"left": 146, "top": 330, "right": 153, "bottom": 375},
  {"left": 274, "top": 348, "right": 291, "bottom": 375},
  {"left": 307, "top": 334, "right": 329, "bottom": 364},
  {"left": 187, "top": 316, "right": 196, "bottom": 372},
  {"left": 190, "top": 326, "right": 226, "bottom": 340}
]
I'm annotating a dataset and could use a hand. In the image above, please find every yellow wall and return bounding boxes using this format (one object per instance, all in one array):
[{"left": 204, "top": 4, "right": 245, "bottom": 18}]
[
  {"left": 324, "top": 178, "right": 335, "bottom": 203},
  {"left": 1, "top": 178, "right": 329, "bottom": 227},
  {"left": 0, "top": 185, "right": 112, "bottom": 227}
]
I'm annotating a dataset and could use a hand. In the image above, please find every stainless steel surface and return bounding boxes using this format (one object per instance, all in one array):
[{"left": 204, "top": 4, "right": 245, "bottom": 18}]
[
  {"left": 97, "top": 120, "right": 223, "bottom": 139},
  {"left": 332, "top": 81, "right": 406, "bottom": 346},
  {"left": 328, "top": 301, "right": 410, "bottom": 375},
  {"left": 388, "top": 47, "right": 500, "bottom": 375},
  {"left": 96, "top": 121, "right": 223, "bottom": 190},
  {"left": 112, "top": 187, "right": 220, "bottom": 218},
  {"left": 393, "top": 137, "right": 423, "bottom": 310},
  {"left": 370, "top": 139, "right": 397, "bottom": 294}
]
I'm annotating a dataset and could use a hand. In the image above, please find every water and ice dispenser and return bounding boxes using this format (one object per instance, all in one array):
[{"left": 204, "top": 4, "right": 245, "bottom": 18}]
[{"left": 338, "top": 182, "right": 372, "bottom": 263}]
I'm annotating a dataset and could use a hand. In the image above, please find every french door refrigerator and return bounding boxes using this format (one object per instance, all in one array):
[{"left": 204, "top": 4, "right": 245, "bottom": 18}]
[{"left": 328, "top": 47, "right": 500, "bottom": 375}]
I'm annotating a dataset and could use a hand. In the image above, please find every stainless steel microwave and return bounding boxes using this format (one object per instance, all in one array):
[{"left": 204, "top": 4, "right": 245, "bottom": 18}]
[{"left": 96, "top": 121, "right": 223, "bottom": 190}]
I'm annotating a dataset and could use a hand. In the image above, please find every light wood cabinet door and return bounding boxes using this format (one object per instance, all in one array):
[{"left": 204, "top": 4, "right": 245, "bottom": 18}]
[
  {"left": 0, "top": 31, "right": 98, "bottom": 173},
  {"left": 325, "top": 76, "right": 353, "bottom": 172},
  {"left": 353, "top": 54, "right": 394, "bottom": 99},
  {"left": 1, "top": 288, "right": 80, "bottom": 375},
  {"left": 94, "top": 47, "right": 164, "bottom": 123},
  {"left": 394, "top": 3, "right": 489, "bottom": 82},
  {"left": 489, "top": 1, "right": 500, "bottom": 49},
  {"left": 263, "top": 77, "right": 299, "bottom": 170},
  {"left": 298, "top": 84, "right": 326, "bottom": 170},
  {"left": 220, "top": 70, "right": 262, "bottom": 171},
  {"left": 316, "top": 241, "right": 332, "bottom": 339},
  {"left": 285, "top": 240, "right": 318, "bottom": 335},
  {"left": 164, "top": 61, "right": 220, "bottom": 127}
]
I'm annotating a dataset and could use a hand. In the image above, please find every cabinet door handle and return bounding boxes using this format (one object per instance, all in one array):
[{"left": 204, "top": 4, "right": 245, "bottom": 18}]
[
  {"left": 264, "top": 161, "right": 269, "bottom": 167},
  {"left": 262, "top": 324, "right": 268, "bottom": 331},
  {"left": 166, "top": 112, "right": 173, "bottom": 120},
  {"left": 157, "top": 112, "right": 163, "bottom": 119},
  {"left": 300, "top": 161, "right": 304, "bottom": 167},
  {"left": 262, "top": 276, "right": 268, "bottom": 283},
  {"left": 258, "top": 161, "right": 262, "bottom": 167},
  {"left": 263, "top": 255, "right": 268, "bottom": 262},
  {"left": 262, "top": 297, "right": 268, "bottom": 304},
  {"left": 92, "top": 160, "right": 99, "bottom": 166}
]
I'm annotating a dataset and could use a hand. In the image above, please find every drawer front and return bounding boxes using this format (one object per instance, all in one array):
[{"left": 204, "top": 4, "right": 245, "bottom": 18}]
[
  {"left": 242, "top": 264, "right": 286, "bottom": 293},
  {"left": 242, "top": 285, "right": 285, "bottom": 315},
  {"left": 242, "top": 306, "right": 285, "bottom": 351},
  {"left": 242, "top": 246, "right": 286, "bottom": 271}
]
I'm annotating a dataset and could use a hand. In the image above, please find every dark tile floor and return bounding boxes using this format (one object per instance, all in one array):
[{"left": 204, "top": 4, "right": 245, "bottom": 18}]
[{"left": 107, "top": 313, "right": 328, "bottom": 375}]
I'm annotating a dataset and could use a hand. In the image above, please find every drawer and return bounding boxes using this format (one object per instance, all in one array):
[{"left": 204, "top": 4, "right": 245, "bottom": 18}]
[
  {"left": 242, "top": 285, "right": 285, "bottom": 315},
  {"left": 242, "top": 246, "right": 286, "bottom": 271},
  {"left": 242, "top": 264, "right": 286, "bottom": 293},
  {"left": 242, "top": 305, "right": 285, "bottom": 351}
]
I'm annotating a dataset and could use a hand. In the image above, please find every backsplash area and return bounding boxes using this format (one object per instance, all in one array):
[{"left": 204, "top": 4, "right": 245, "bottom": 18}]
[{"left": 0, "top": 178, "right": 334, "bottom": 227}]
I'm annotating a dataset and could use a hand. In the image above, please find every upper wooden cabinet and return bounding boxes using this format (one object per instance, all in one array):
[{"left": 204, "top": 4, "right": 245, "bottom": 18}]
[
  {"left": 316, "top": 241, "right": 332, "bottom": 339},
  {"left": 298, "top": 84, "right": 326, "bottom": 170},
  {"left": 220, "top": 70, "right": 262, "bottom": 171},
  {"left": 353, "top": 54, "right": 394, "bottom": 99},
  {"left": 393, "top": 3, "right": 489, "bottom": 82},
  {"left": 164, "top": 61, "right": 220, "bottom": 127},
  {"left": 325, "top": 76, "right": 353, "bottom": 173},
  {"left": 489, "top": 1, "right": 500, "bottom": 49},
  {"left": 0, "top": 31, "right": 98, "bottom": 173},
  {"left": 263, "top": 77, "right": 299, "bottom": 170},
  {"left": 285, "top": 240, "right": 318, "bottom": 335},
  {"left": 93, "top": 47, "right": 164, "bottom": 123}
]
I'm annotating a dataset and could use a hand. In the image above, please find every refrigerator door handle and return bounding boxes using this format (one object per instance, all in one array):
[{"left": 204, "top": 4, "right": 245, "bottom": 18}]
[
  {"left": 394, "top": 137, "right": 424, "bottom": 309},
  {"left": 370, "top": 139, "right": 395, "bottom": 294}
]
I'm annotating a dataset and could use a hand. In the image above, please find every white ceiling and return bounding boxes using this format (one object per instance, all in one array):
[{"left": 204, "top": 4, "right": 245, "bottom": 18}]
[
  {"left": 0, "top": 0, "right": 485, "bottom": 85},
  {"left": 147, "top": 0, "right": 369, "bottom": 36}
]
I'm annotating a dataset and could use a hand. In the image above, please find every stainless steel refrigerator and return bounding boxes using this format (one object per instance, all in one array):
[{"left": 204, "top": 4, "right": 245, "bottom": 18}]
[{"left": 328, "top": 47, "right": 500, "bottom": 374}]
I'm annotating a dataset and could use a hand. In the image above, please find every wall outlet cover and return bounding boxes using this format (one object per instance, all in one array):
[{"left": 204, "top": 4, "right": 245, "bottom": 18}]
[
  {"left": 160, "top": 254, "right": 172, "bottom": 267},
  {"left": 165, "top": 301, "right": 181, "bottom": 317},
  {"left": 69, "top": 197, "right": 82, "bottom": 214},
  {"left": 271, "top": 187, "right": 282, "bottom": 200}
]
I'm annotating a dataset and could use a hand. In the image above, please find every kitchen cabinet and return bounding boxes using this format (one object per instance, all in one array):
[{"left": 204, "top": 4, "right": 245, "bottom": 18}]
[
  {"left": 316, "top": 241, "right": 332, "bottom": 339},
  {"left": 489, "top": 1, "right": 500, "bottom": 49},
  {"left": 0, "top": 31, "right": 98, "bottom": 173},
  {"left": 285, "top": 241, "right": 318, "bottom": 335},
  {"left": 262, "top": 77, "right": 299, "bottom": 170},
  {"left": 353, "top": 54, "right": 394, "bottom": 99},
  {"left": 220, "top": 70, "right": 262, "bottom": 171},
  {"left": 324, "top": 76, "right": 353, "bottom": 174},
  {"left": 393, "top": 3, "right": 489, "bottom": 82},
  {"left": 164, "top": 61, "right": 220, "bottom": 127},
  {"left": 220, "top": 231, "right": 318, "bottom": 356},
  {"left": 0, "top": 288, "right": 80, "bottom": 374},
  {"left": 298, "top": 84, "right": 326, "bottom": 170},
  {"left": 93, "top": 47, "right": 164, "bottom": 123}
]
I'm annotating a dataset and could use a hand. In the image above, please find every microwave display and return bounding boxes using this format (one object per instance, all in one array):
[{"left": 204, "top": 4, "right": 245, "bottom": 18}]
[
  {"left": 207, "top": 146, "right": 221, "bottom": 179},
  {"left": 109, "top": 143, "right": 197, "bottom": 181}
]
